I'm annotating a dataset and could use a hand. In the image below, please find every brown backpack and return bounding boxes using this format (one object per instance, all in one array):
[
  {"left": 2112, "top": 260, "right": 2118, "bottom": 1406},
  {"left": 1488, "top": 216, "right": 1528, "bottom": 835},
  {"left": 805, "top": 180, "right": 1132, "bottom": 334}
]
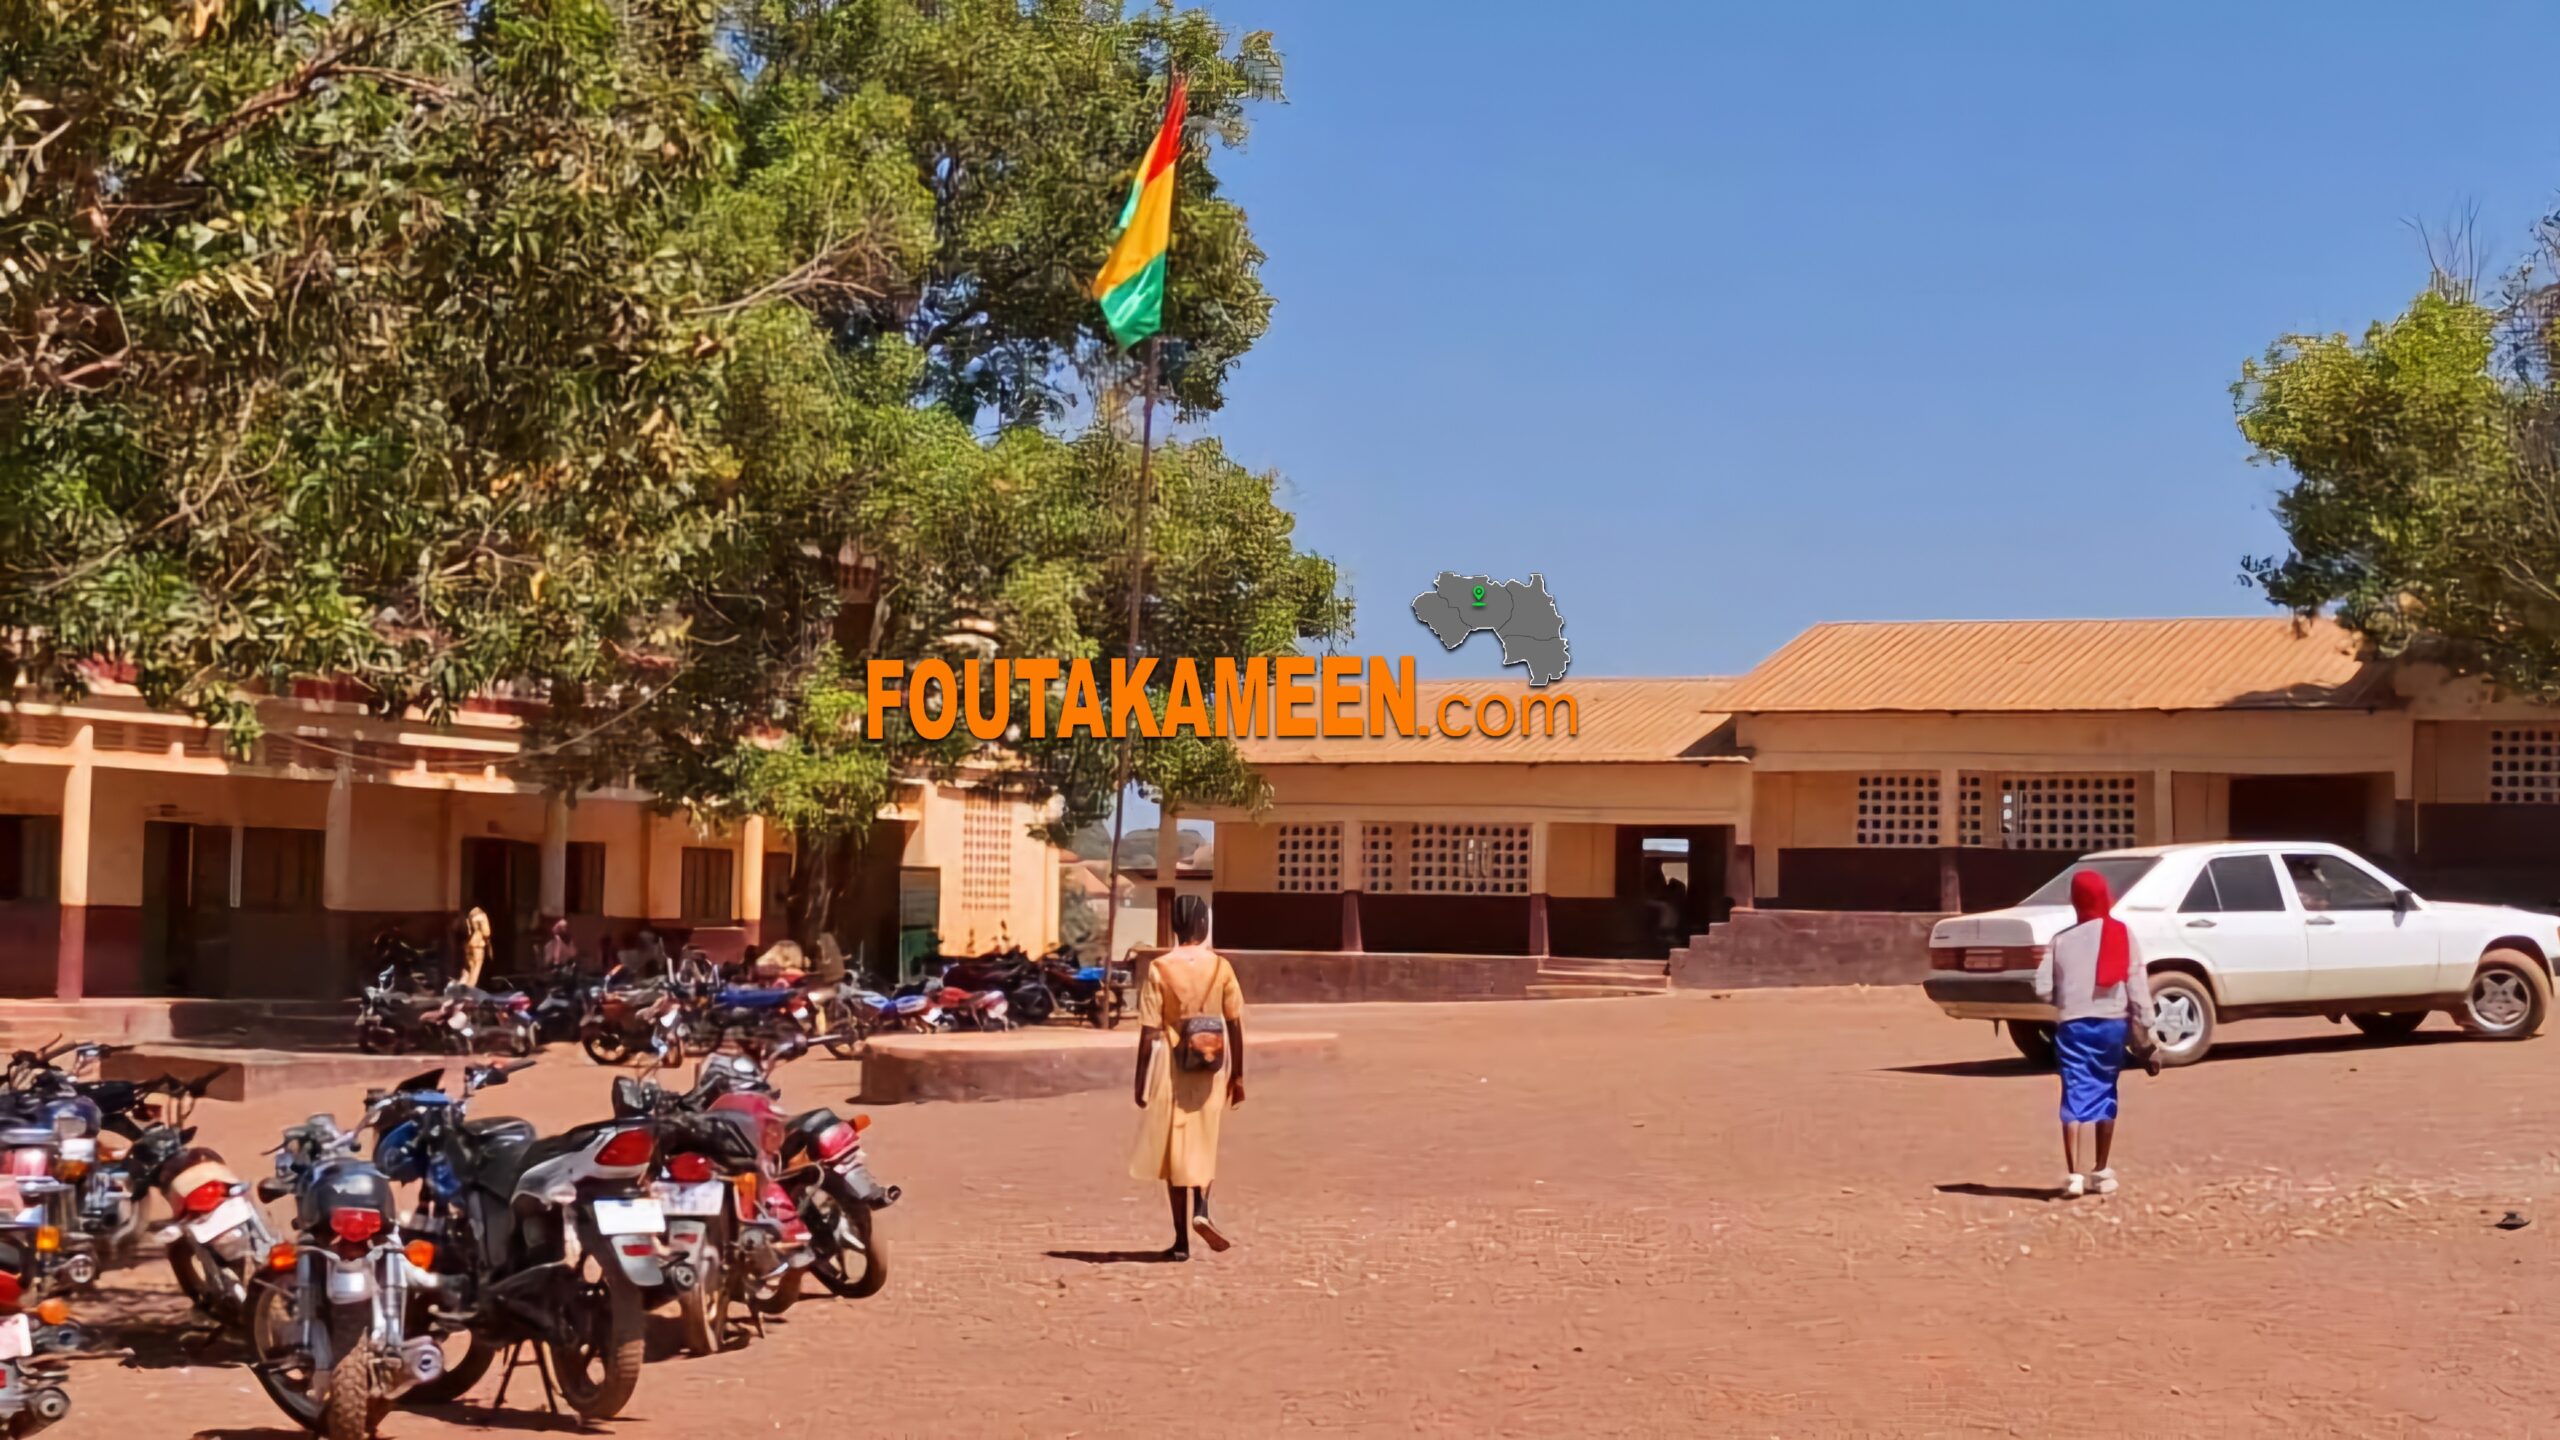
[{"left": 1164, "top": 953, "right": 1231, "bottom": 1072}]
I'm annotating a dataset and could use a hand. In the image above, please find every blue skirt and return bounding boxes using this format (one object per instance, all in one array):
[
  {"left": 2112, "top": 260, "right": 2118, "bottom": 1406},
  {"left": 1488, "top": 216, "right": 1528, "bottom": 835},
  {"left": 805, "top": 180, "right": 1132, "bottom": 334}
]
[{"left": 2054, "top": 1017, "right": 2128, "bottom": 1123}]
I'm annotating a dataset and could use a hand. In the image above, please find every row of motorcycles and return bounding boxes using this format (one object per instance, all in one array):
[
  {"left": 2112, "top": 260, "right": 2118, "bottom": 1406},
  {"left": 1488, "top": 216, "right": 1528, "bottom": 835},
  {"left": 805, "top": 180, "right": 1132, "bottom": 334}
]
[{"left": 869, "top": 945, "right": 1135, "bottom": 1036}]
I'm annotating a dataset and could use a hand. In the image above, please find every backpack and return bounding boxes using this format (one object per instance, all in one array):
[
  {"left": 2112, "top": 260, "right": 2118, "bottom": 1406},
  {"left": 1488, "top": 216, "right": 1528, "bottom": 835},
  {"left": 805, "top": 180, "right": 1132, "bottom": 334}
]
[{"left": 1162, "top": 952, "right": 1231, "bottom": 1073}]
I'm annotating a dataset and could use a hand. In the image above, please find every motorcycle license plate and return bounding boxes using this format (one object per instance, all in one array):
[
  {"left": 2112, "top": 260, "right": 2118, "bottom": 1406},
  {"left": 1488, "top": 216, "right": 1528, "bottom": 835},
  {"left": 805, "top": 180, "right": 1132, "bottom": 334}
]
[
  {"left": 590, "top": 1197, "right": 664, "bottom": 1235},
  {"left": 187, "top": 1195, "right": 256, "bottom": 1243},
  {"left": 652, "top": 1181, "right": 726, "bottom": 1218},
  {"left": 0, "top": 1314, "right": 27, "bottom": 1362}
]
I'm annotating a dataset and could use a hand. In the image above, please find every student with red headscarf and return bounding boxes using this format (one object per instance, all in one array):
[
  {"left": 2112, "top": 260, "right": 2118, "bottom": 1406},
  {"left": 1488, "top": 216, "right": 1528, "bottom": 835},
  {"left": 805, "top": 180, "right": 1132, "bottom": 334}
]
[{"left": 2033, "top": 869, "right": 2155, "bottom": 1197}]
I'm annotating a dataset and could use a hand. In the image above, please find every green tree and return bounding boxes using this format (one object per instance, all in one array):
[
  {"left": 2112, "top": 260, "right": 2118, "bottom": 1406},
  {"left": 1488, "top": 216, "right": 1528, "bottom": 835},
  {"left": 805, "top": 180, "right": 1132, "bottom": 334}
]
[{"left": 2236, "top": 226, "right": 2560, "bottom": 692}]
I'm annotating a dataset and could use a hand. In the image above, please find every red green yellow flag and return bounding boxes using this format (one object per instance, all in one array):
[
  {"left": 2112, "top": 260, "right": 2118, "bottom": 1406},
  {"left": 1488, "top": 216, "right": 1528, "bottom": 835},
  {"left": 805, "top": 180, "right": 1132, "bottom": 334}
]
[{"left": 1091, "top": 76, "right": 1186, "bottom": 348}]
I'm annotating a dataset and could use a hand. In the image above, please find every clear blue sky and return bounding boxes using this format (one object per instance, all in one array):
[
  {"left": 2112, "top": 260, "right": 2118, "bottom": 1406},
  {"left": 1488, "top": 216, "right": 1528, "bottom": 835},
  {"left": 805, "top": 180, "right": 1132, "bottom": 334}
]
[{"left": 1186, "top": 0, "right": 2560, "bottom": 681}]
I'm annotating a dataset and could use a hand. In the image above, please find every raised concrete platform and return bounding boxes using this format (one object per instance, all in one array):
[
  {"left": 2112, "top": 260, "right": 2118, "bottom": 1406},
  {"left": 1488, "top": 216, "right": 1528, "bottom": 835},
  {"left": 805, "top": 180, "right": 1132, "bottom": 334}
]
[
  {"left": 859, "top": 1027, "right": 1338, "bottom": 1104},
  {"left": 99, "top": 1046, "right": 464, "bottom": 1103}
]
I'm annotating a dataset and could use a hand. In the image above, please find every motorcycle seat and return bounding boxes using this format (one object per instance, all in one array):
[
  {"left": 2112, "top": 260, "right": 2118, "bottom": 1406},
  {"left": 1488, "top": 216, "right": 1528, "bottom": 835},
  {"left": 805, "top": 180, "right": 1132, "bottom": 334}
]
[
  {"left": 463, "top": 1116, "right": 537, "bottom": 1145},
  {"left": 714, "top": 987, "right": 793, "bottom": 1011},
  {"left": 476, "top": 1121, "right": 626, "bottom": 1198}
]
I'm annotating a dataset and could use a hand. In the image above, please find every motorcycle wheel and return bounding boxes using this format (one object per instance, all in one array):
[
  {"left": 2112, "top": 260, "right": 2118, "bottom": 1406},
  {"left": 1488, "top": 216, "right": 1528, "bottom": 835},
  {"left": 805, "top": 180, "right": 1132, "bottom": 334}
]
[
  {"left": 323, "top": 1335, "right": 386, "bottom": 1440},
  {"left": 169, "top": 1236, "right": 248, "bottom": 1324},
  {"left": 547, "top": 1265, "right": 646, "bottom": 1421},
  {"left": 1013, "top": 982, "right": 1057, "bottom": 1027},
  {"left": 580, "top": 1031, "right": 632, "bottom": 1067},
  {"left": 674, "top": 1217, "right": 729, "bottom": 1358},
  {"left": 820, "top": 1011, "right": 865, "bottom": 1061},
  {"left": 249, "top": 1283, "right": 326, "bottom": 1431},
  {"left": 503, "top": 1019, "right": 538, "bottom": 1058},
  {"left": 801, "top": 1182, "right": 887, "bottom": 1300},
  {"left": 355, "top": 1024, "right": 388, "bottom": 1056}
]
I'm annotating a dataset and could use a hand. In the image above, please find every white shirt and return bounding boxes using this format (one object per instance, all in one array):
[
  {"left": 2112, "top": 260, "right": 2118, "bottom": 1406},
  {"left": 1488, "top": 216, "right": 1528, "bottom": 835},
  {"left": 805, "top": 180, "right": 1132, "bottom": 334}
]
[{"left": 2033, "top": 918, "right": 2153, "bottom": 1025}]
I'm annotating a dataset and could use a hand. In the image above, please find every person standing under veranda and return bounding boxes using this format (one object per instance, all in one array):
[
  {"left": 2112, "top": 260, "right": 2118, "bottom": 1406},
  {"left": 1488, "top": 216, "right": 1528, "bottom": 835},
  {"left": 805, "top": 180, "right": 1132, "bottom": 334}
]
[
  {"left": 1130, "top": 894, "right": 1245, "bottom": 1260},
  {"left": 2034, "top": 869, "right": 2155, "bottom": 1197}
]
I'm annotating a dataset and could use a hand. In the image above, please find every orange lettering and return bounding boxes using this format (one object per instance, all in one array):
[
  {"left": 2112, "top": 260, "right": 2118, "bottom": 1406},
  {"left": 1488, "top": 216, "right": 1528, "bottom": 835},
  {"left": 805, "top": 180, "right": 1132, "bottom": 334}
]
[
  {"left": 864, "top": 660, "right": 905, "bottom": 740},
  {"left": 1163, "top": 660, "right": 1211, "bottom": 735},
  {"left": 1214, "top": 657, "right": 1268, "bottom": 738},
  {"left": 1109, "top": 659, "right": 1161, "bottom": 738},
  {"left": 1436, "top": 692, "right": 1472, "bottom": 738},
  {"left": 1371, "top": 656, "right": 1417, "bottom": 736},
  {"left": 963, "top": 660, "right": 1010, "bottom": 741},
  {"left": 1273, "top": 655, "right": 1318, "bottom": 738},
  {"left": 1477, "top": 694, "right": 1514, "bottom": 737},
  {"left": 909, "top": 659, "right": 957, "bottom": 741},
  {"left": 1012, "top": 658, "right": 1060, "bottom": 739},
  {"left": 1320, "top": 655, "right": 1363, "bottom": 737},
  {"left": 1058, "top": 661, "right": 1105, "bottom": 736}
]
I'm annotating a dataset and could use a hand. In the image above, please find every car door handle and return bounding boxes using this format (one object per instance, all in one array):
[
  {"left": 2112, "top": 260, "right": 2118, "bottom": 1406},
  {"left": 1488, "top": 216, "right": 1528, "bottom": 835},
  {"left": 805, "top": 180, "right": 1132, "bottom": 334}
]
[
  {"left": 2306, "top": 915, "right": 2336, "bottom": 926},
  {"left": 2184, "top": 918, "right": 2215, "bottom": 929}
]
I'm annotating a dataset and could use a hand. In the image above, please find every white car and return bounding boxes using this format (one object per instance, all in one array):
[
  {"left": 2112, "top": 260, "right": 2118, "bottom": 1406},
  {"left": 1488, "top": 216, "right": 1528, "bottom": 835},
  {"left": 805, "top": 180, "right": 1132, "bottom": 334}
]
[{"left": 1924, "top": 841, "right": 2560, "bottom": 1066}]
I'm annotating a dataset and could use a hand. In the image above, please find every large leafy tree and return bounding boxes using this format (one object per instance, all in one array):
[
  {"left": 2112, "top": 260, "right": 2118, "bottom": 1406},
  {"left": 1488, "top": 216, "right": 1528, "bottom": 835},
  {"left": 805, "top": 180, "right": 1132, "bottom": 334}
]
[
  {"left": 2237, "top": 219, "right": 2560, "bottom": 692},
  {"left": 0, "top": 0, "right": 1348, "bottom": 950}
]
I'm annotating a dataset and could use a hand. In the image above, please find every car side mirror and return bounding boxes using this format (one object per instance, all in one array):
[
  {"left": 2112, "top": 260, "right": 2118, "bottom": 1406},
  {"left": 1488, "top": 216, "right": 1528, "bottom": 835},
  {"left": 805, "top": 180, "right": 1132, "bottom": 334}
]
[{"left": 2393, "top": 888, "right": 2416, "bottom": 914}]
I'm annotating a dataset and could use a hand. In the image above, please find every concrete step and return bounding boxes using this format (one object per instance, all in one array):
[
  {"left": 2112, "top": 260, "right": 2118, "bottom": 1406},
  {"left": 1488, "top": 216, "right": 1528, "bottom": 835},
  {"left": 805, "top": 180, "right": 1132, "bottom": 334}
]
[
  {"left": 1525, "top": 983, "right": 1666, "bottom": 1001},
  {"left": 1537, "top": 958, "right": 1672, "bottom": 981},
  {"left": 0, "top": 999, "right": 356, "bottom": 1050}
]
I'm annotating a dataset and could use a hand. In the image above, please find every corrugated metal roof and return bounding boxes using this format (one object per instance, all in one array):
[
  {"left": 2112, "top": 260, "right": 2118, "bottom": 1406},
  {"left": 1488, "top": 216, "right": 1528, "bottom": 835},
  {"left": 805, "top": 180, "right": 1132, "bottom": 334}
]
[
  {"left": 1236, "top": 677, "right": 1736, "bottom": 765},
  {"left": 1712, "top": 617, "right": 2389, "bottom": 714}
]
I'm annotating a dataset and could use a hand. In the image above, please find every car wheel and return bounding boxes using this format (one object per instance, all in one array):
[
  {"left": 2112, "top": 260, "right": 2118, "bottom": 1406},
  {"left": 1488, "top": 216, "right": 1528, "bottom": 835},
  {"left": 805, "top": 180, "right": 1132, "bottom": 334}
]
[
  {"left": 2456, "top": 949, "right": 2551, "bottom": 1040},
  {"left": 2348, "top": 1011, "right": 2428, "bottom": 1041},
  {"left": 2144, "top": 972, "right": 2216, "bottom": 1066},
  {"left": 2005, "top": 1021, "right": 2055, "bottom": 1069}
]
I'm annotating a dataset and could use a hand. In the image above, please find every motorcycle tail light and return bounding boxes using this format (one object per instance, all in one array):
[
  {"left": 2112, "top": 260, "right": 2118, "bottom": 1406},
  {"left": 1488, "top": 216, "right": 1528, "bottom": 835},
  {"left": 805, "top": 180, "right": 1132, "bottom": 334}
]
[
  {"left": 594, "top": 1128, "right": 655, "bottom": 1170},
  {"left": 33, "top": 1227, "right": 57, "bottom": 1254},
  {"left": 813, "top": 1123, "right": 856, "bottom": 1161},
  {"left": 3, "top": 1151, "right": 45, "bottom": 1180},
  {"left": 0, "top": 1271, "right": 21, "bottom": 1312},
  {"left": 267, "top": 1242, "right": 298, "bottom": 1271},
  {"left": 183, "top": 1180, "right": 231, "bottom": 1216},
  {"left": 329, "top": 1207, "right": 384, "bottom": 1244},
  {"left": 33, "top": 1298, "right": 66, "bottom": 1327},
  {"left": 668, "top": 1153, "right": 713, "bottom": 1184}
]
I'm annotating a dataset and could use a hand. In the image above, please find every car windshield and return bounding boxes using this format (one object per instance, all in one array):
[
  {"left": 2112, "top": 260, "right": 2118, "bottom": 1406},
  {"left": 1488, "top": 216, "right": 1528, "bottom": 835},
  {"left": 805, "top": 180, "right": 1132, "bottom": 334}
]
[{"left": 2018, "top": 857, "right": 2159, "bottom": 908}]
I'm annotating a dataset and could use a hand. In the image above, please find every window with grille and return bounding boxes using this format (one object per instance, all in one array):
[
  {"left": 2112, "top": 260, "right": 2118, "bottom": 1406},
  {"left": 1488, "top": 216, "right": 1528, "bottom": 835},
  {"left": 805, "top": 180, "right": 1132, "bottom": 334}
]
[
  {"left": 961, "top": 793, "right": 1013, "bottom": 913},
  {"left": 1854, "top": 774, "right": 1941, "bottom": 846},
  {"left": 1408, "top": 822, "right": 1530, "bottom": 895},
  {"left": 1959, "top": 774, "right": 2138, "bottom": 852},
  {"left": 680, "top": 847, "right": 737, "bottom": 921},
  {"left": 1272, "top": 823, "right": 1342, "bottom": 893},
  {"left": 2489, "top": 727, "right": 2560, "bottom": 803},
  {"left": 1361, "top": 823, "right": 1403, "bottom": 893}
]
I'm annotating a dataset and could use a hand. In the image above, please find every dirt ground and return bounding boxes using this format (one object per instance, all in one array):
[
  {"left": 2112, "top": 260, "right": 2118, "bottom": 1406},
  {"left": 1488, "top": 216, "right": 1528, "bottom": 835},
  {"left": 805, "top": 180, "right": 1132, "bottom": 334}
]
[{"left": 42, "top": 988, "right": 2560, "bottom": 1439}]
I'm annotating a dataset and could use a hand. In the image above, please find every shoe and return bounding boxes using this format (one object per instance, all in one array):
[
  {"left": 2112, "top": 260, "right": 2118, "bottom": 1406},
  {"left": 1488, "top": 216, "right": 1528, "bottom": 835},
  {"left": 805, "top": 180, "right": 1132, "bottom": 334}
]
[
  {"left": 2091, "top": 1167, "right": 2118, "bottom": 1196},
  {"left": 2063, "top": 1173, "right": 2087, "bottom": 1199},
  {"left": 1163, "top": 1245, "right": 1191, "bottom": 1263},
  {"left": 1191, "top": 1214, "right": 1232, "bottom": 1253}
]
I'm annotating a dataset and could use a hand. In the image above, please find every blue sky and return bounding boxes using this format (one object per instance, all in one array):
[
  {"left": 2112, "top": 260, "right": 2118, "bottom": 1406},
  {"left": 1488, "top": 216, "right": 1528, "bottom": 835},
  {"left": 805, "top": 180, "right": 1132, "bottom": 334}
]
[{"left": 1184, "top": 0, "right": 2560, "bottom": 681}]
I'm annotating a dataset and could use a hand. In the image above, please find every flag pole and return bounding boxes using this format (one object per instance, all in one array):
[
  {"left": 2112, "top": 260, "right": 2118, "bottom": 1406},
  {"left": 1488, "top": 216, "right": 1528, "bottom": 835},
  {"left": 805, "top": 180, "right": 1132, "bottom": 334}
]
[{"left": 1099, "top": 332, "right": 1163, "bottom": 969}]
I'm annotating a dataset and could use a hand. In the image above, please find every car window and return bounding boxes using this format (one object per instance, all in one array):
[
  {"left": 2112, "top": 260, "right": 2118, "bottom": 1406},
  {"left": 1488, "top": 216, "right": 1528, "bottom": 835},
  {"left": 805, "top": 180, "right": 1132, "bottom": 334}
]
[
  {"left": 2281, "top": 853, "right": 2396, "bottom": 912},
  {"left": 2204, "top": 855, "right": 2288, "bottom": 912},
  {"left": 2179, "top": 869, "right": 2220, "bottom": 913},
  {"left": 2019, "top": 857, "right": 2159, "bottom": 908}
]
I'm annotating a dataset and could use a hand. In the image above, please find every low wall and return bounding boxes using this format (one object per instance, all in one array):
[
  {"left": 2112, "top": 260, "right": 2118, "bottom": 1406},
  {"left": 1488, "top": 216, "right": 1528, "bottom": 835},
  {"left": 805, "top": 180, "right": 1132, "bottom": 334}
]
[
  {"left": 1134, "top": 949, "right": 1542, "bottom": 1004},
  {"left": 861, "top": 1028, "right": 1338, "bottom": 1104},
  {"left": 1669, "top": 909, "right": 1943, "bottom": 991}
]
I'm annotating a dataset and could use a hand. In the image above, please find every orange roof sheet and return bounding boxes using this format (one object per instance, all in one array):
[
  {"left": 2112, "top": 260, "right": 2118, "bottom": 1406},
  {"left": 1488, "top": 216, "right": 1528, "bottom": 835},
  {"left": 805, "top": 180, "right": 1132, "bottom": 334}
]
[
  {"left": 1237, "top": 677, "right": 1736, "bottom": 766},
  {"left": 1712, "top": 617, "right": 2387, "bottom": 714}
]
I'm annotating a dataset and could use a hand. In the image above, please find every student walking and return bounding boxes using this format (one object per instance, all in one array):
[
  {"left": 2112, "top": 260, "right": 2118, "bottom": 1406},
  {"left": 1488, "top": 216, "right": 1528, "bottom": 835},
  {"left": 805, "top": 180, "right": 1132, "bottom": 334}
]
[
  {"left": 2033, "top": 869, "right": 2154, "bottom": 1197},
  {"left": 1130, "top": 895, "right": 1246, "bottom": 1260}
]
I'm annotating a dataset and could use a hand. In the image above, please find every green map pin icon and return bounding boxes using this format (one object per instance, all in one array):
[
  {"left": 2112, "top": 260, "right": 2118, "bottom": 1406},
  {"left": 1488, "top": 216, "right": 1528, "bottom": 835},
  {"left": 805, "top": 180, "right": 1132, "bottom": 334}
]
[{"left": 1471, "top": 584, "right": 1486, "bottom": 607}]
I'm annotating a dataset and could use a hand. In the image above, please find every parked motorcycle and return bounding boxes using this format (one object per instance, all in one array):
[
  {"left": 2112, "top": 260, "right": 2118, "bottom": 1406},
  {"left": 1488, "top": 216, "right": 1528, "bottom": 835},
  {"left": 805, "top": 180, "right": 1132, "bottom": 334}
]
[
  {"left": 1038, "top": 949, "right": 1132, "bottom": 1029},
  {"left": 248, "top": 1106, "right": 452, "bottom": 1439},
  {"left": 365, "top": 1061, "right": 666, "bottom": 1422},
  {"left": 579, "top": 979, "right": 686, "bottom": 1067},
  {"left": 772, "top": 1092, "right": 897, "bottom": 1301},
  {"left": 0, "top": 1268, "right": 76, "bottom": 1436},
  {"left": 421, "top": 984, "right": 539, "bottom": 1058},
  {"left": 940, "top": 946, "right": 1058, "bottom": 1026},
  {"left": 613, "top": 1045, "right": 815, "bottom": 1355},
  {"left": 112, "top": 1073, "right": 273, "bottom": 1324}
]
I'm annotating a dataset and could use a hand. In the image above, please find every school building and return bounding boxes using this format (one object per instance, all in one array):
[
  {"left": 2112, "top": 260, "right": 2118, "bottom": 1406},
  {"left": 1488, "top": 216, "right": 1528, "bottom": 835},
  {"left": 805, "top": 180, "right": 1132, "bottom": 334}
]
[
  {"left": 1196, "top": 616, "right": 2560, "bottom": 996},
  {"left": 0, "top": 680, "right": 1063, "bottom": 1000}
]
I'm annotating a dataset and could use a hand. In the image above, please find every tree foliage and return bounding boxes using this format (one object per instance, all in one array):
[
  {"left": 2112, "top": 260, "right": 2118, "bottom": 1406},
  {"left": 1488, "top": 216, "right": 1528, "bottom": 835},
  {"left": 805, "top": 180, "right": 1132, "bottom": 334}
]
[
  {"left": 2238, "top": 218, "right": 2560, "bottom": 694},
  {"left": 0, "top": 0, "right": 1349, "bottom": 941}
]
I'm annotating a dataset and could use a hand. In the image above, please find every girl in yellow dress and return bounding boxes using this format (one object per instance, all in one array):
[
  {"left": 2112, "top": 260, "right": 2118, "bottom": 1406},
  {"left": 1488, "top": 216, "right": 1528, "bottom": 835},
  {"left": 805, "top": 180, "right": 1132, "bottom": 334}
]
[{"left": 1129, "top": 895, "right": 1245, "bottom": 1260}]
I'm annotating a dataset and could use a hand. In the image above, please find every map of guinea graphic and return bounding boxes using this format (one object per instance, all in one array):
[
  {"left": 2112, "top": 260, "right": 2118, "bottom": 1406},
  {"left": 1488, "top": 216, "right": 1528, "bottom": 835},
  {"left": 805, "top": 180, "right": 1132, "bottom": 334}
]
[{"left": 1409, "top": 572, "right": 1571, "bottom": 687}]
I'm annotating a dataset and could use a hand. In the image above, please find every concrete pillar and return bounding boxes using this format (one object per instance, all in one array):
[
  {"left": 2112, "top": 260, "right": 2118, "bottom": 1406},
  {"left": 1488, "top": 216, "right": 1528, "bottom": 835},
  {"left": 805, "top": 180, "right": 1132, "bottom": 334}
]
[
  {"left": 53, "top": 735, "right": 93, "bottom": 1001},
  {"left": 1527, "top": 820, "right": 1551, "bottom": 958},
  {"left": 1339, "top": 817, "right": 1364, "bottom": 954},
  {"left": 324, "top": 763, "right": 356, "bottom": 911},
  {"left": 737, "top": 815, "right": 766, "bottom": 935},
  {"left": 1726, "top": 843, "right": 1756, "bottom": 912},
  {"left": 1937, "top": 767, "right": 1964, "bottom": 913},
  {"left": 439, "top": 791, "right": 465, "bottom": 911},
  {"left": 539, "top": 790, "right": 571, "bottom": 919},
  {"left": 2152, "top": 767, "right": 2177, "bottom": 846}
]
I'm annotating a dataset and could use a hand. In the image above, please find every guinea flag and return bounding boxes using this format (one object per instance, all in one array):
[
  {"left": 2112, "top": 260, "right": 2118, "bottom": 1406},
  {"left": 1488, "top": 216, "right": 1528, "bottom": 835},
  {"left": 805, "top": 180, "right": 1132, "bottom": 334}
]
[{"left": 1091, "top": 75, "right": 1187, "bottom": 348}]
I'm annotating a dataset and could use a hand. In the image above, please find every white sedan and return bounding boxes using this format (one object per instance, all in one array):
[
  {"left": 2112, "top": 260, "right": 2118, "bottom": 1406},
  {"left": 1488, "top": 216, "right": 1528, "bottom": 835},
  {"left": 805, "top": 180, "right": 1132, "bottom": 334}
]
[{"left": 1923, "top": 841, "right": 2560, "bottom": 1066}]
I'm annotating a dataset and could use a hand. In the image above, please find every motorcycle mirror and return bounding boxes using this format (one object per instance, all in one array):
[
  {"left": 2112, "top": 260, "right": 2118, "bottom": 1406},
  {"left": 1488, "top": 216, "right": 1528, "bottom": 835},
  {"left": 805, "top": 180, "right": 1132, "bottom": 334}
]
[{"left": 179, "top": 1126, "right": 196, "bottom": 1143}]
